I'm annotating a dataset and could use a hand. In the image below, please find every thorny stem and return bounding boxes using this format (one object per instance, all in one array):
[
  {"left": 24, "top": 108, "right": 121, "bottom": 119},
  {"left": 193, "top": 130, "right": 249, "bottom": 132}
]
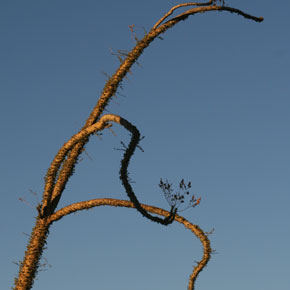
[
  {"left": 42, "top": 114, "right": 176, "bottom": 224},
  {"left": 13, "top": 218, "right": 50, "bottom": 290},
  {"left": 14, "top": 2, "right": 263, "bottom": 290},
  {"left": 153, "top": 1, "right": 215, "bottom": 29},
  {"left": 46, "top": 198, "right": 212, "bottom": 290},
  {"left": 41, "top": 2, "right": 263, "bottom": 218}
]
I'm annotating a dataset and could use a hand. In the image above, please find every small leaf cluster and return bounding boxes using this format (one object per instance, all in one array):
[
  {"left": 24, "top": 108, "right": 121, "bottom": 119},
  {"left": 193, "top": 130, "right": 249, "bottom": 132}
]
[
  {"left": 159, "top": 178, "right": 201, "bottom": 212},
  {"left": 213, "top": 0, "right": 225, "bottom": 6}
]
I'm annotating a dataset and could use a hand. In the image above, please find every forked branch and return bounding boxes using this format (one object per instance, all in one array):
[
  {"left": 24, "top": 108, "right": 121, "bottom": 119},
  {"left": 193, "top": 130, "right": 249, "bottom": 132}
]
[
  {"left": 153, "top": 1, "right": 217, "bottom": 29},
  {"left": 41, "top": 114, "right": 176, "bottom": 224},
  {"left": 13, "top": 2, "right": 263, "bottom": 290},
  {"left": 153, "top": 1, "right": 263, "bottom": 29},
  {"left": 46, "top": 2, "right": 263, "bottom": 217}
]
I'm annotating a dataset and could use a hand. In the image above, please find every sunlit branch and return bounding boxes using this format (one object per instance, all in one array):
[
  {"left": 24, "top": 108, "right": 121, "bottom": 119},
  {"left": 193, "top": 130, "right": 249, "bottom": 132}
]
[
  {"left": 47, "top": 3, "right": 263, "bottom": 217},
  {"left": 41, "top": 114, "right": 175, "bottom": 224},
  {"left": 47, "top": 198, "right": 212, "bottom": 290},
  {"left": 153, "top": 1, "right": 214, "bottom": 29},
  {"left": 13, "top": 2, "right": 263, "bottom": 289},
  {"left": 163, "top": 5, "right": 264, "bottom": 25},
  {"left": 41, "top": 114, "right": 117, "bottom": 216}
]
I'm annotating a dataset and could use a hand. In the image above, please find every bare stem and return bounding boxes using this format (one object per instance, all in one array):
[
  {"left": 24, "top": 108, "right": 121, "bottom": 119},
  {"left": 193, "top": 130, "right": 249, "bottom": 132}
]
[
  {"left": 41, "top": 113, "right": 175, "bottom": 223},
  {"left": 44, "top": 3, "right": 263, "bottom": 217},
  {"left": 153, "top": 1, "right": 214, "bottom": 29},
  {"left": 13, "top": 218, "right": 50, "bottom": 290},
  {"left": 13, "top": 3, "right": 263, "bottom": 290},
  {"left": 47, "top": 198, "right": 212, "bottom": 290}
]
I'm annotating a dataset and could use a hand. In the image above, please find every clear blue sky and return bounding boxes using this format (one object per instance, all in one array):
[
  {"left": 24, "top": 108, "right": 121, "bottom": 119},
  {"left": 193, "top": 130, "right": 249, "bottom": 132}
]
[{"left": 1, "top": 1, "right": 290, "bottom": 289}]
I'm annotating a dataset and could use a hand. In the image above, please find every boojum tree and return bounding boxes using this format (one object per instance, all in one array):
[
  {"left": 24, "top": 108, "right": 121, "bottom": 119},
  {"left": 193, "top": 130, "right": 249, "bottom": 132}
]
[{"left": 13, "top": 2, "right": 263, "bottom": 290}]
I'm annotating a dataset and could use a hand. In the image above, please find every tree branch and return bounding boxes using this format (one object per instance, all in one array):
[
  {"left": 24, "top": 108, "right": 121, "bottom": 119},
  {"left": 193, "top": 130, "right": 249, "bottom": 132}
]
[
  {"left": 153, "top": 1, "right": 215, "bottom": 29},
  {"left": 118, "top": 118, "right": 176, "bottom": 225},
  {"left": 41, "top": 114, "right": 118, "bottom": 216},
  {"left": 163, "top": 5, "right": 264, "bottom": 25},
  {"left": 43, "top": 3, "right": 263, "bottom": 219},
  {"left": 13, "top": 3, "right": 264, "bottom": 290},
  {"left": 41, "top": 114, "right": 175, "bottom": 224},
  {"left": 47, "top": 198, "right": 212, "bottom": 290}
]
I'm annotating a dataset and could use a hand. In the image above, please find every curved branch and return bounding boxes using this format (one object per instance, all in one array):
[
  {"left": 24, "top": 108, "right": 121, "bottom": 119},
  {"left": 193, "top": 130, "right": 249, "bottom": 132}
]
[
  {"left": 153, "top": 1, "right": 214, "bottom": 29},
  {"left": 41, "top": 114, "right": 175, "bottom": 224},
  {"left": 41, "top": 115, "right": 118, "bottom": 216},
  {"left": 118, "top": 118, "right": 176, "bottom": 225},
  {"left": 164, "top": 5, "right": 264, "bottom": 25},
  {"left": 14, "top": 4, "right": 264, "bottom": 290},
  {"left": 45, "top": 3, "right": 263, "bottom": 216},
  {"left": 86, "top": 4, "right": 262, "bottom": 128},
  {"left": 47, "top": 198, "right": 212, "bottom": 290}
]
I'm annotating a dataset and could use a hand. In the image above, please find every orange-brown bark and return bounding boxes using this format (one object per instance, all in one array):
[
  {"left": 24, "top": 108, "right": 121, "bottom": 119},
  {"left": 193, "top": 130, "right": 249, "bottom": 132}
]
[{"left": 13, "top": 2, "right": 263, "bottom": 290}]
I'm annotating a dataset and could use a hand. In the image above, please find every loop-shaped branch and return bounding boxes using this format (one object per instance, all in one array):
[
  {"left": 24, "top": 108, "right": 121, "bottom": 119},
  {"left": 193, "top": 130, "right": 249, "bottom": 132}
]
[
  {"left": 13, "top": 3, "right": 264, "bottom": 290},
  {"left": 41, "top": 114, "right": 175, "bottom": 224},
  {"left": 41, "top": 2, "right": 263, "bottom": 219},
  {"left": 47, "top": 198, "right": 212, "bottom": 290}
]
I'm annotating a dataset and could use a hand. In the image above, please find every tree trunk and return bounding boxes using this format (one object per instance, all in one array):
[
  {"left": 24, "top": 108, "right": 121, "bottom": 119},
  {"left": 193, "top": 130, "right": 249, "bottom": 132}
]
[{"left": 13, "top": 217, "right": 50, "bottom": 290}]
